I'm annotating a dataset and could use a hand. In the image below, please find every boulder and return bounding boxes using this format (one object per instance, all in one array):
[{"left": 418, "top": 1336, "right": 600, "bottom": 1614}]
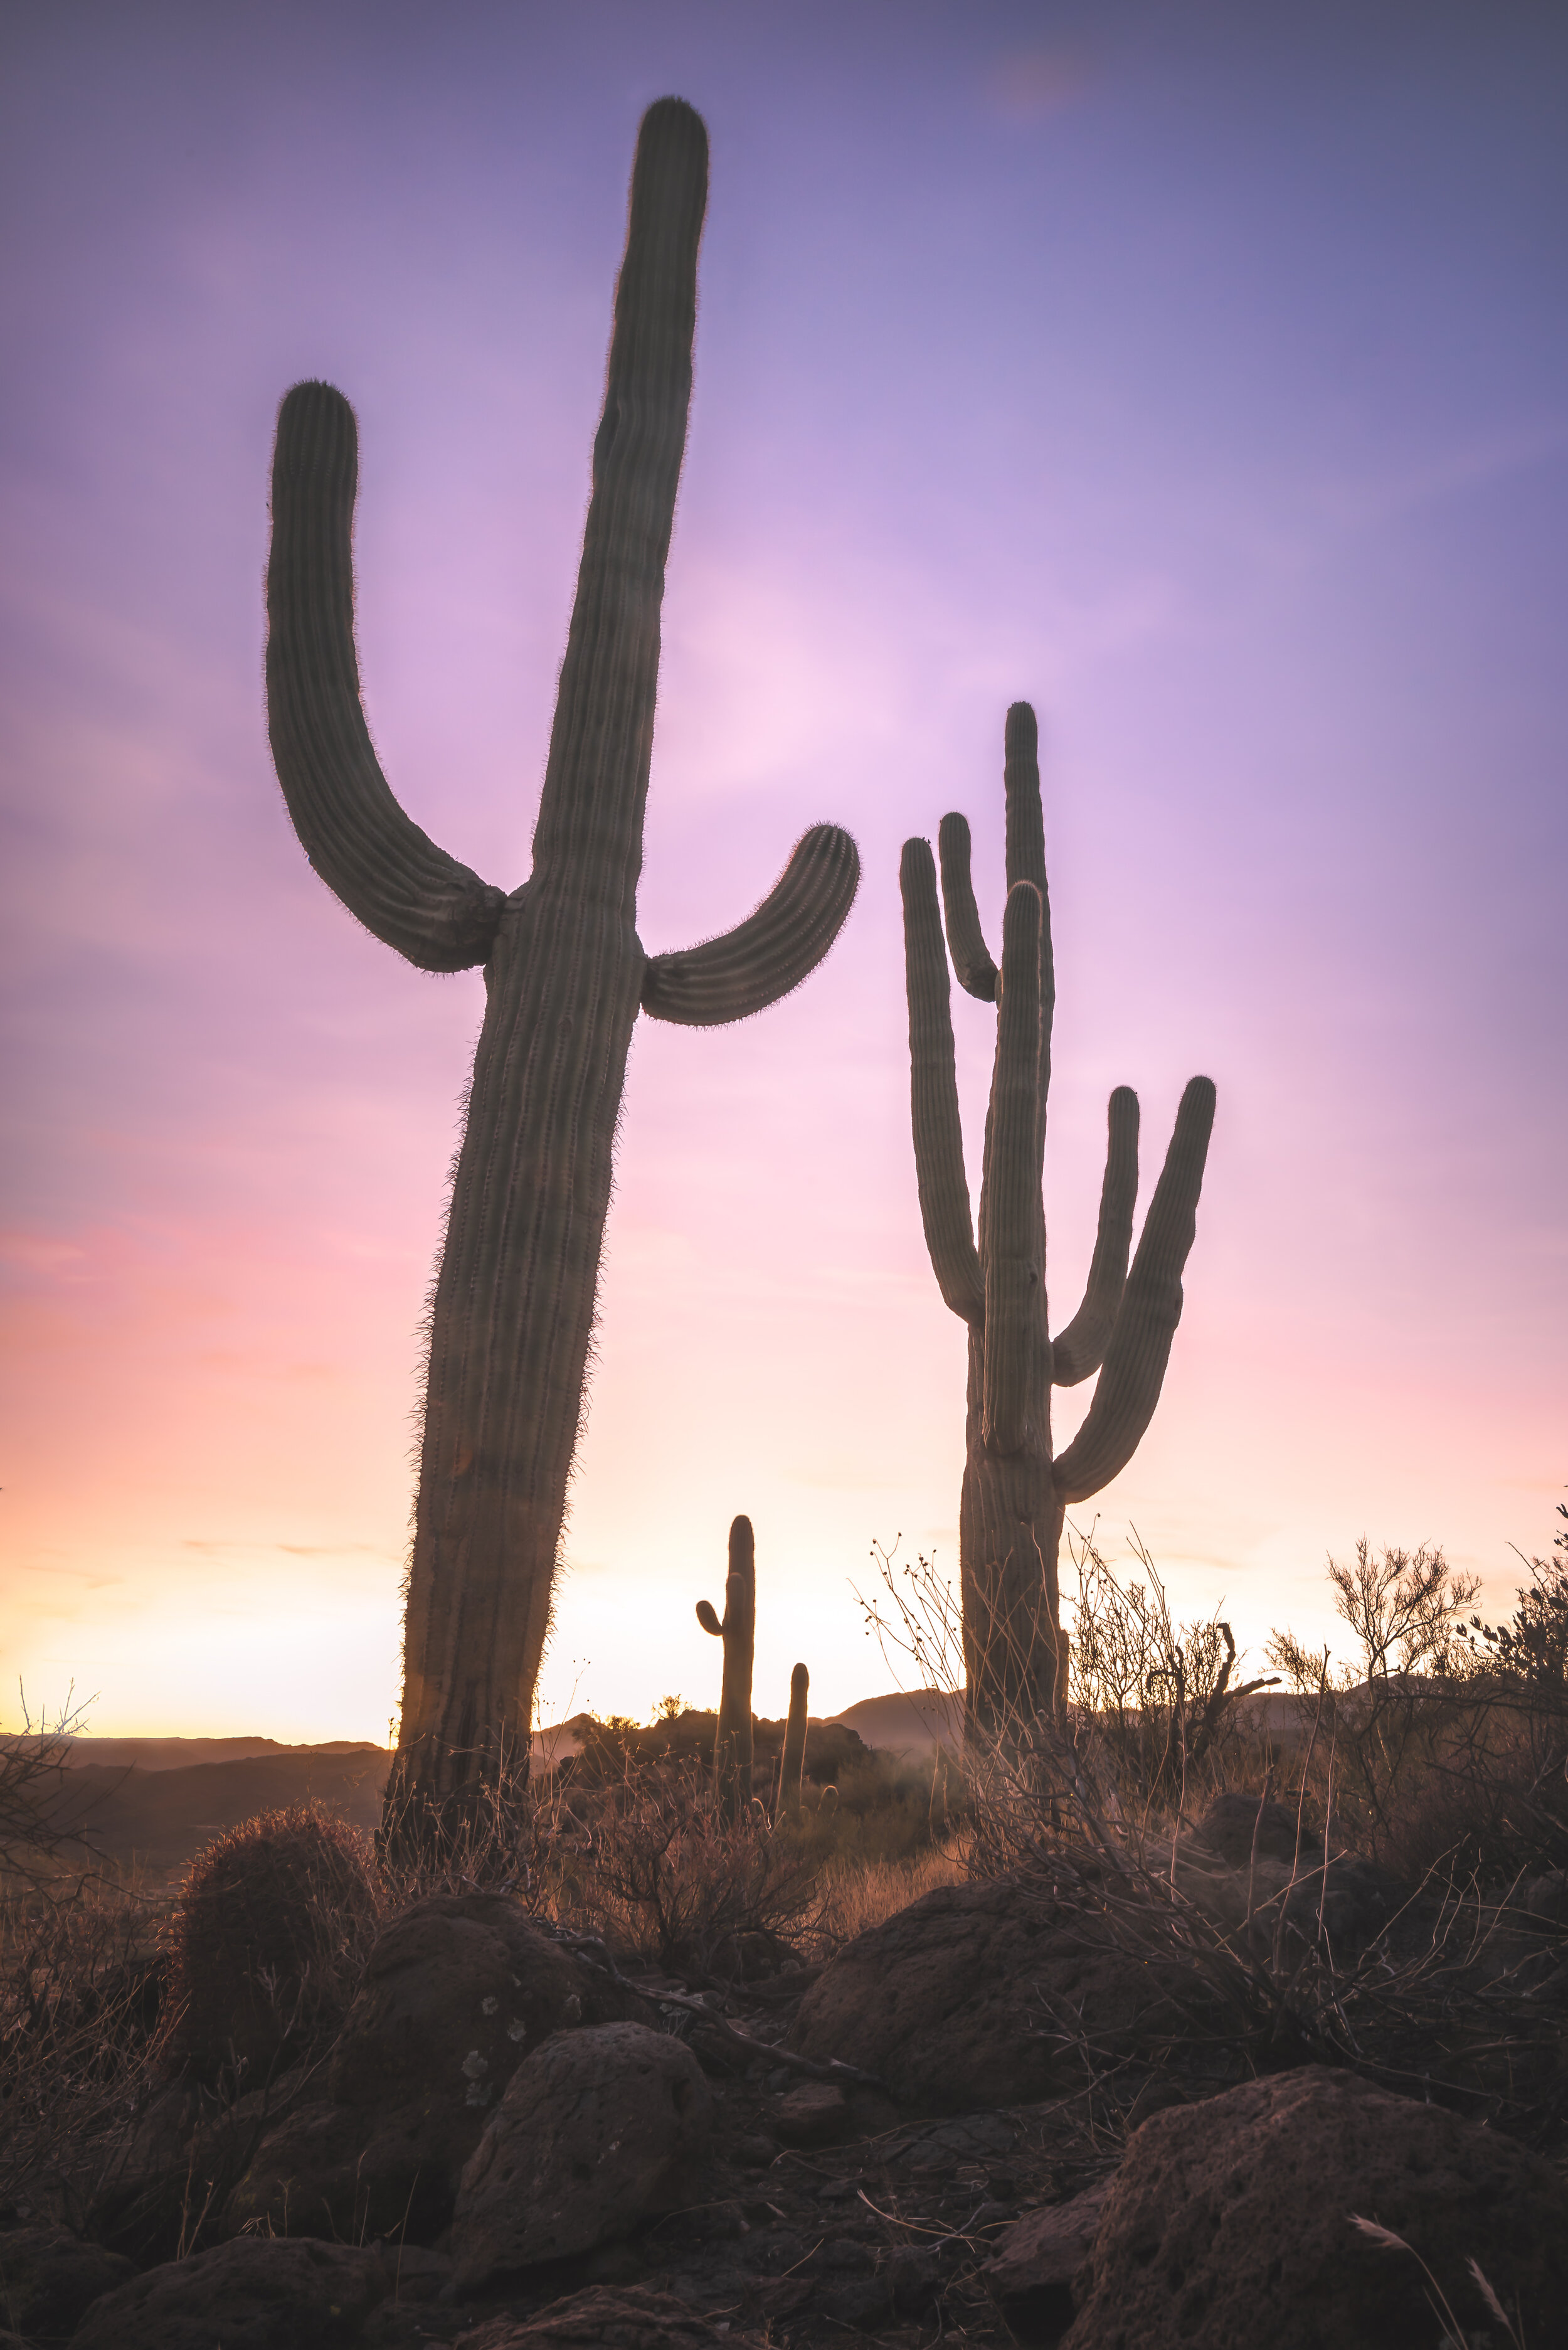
[
  {"left": 1194, "top": 1790, "right": 1307, "bottom": 1867},
  {"left": 70, "top": 2235, "right": 391, "bottom": 2349},
  {"left": 223, "top": 2096, "right": 452, "bottom": 2245},
  {"left": 0, "top": 2223, "right": 134, "bottom": 2337},
  {"left": 982, "top": 2184, "right": 1110, "bottom": 2343},
  {"left": 453, "top": 2286, "right": 765, "bottom": 2347},
  {"left": 452, "top": 2022, "right": 714, "bottom": 2291},
  {"left": 1062, "top": 2065, "right": 1568, "bottom": 2349},
  {"left": 330, "top": 1894, "right": 641, "bottom": 2128},
  {"left": 86, "top": 2082, "right": 212, "bottom": 2260},
  {"left": 788, "top": 1878, "right": 1195, "bottom": 2113}
]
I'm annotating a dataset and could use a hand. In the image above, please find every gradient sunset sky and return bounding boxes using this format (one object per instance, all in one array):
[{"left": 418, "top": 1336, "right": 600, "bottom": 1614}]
[{"left": 3, "top": 1, "right": 1564, "bottom": 1741}]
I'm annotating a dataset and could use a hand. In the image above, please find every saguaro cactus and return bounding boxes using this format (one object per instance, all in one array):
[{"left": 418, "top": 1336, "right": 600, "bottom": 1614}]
[
  {"left": 776, "top": 1662, "right": 810, "bottom": 1825},
  {"left": 265, "top": 101, "right": 859, "bottom": 1839},
  {"left": 696, "top": 1515, "right": 756, "bottom": 1825},
  {"left": 900, "top": 703, "right": 1214, "bottom": 1747}
]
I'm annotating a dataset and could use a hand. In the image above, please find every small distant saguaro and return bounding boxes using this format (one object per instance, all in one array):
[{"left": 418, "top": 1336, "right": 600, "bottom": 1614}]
[
  {"left": 696, "top": 1516, "right": 757, "bottom": 1826},
  {"left": 900, "top": 703, "right": 1214, "bottom": 1747},
  {"left": 264, "top": 101, "right": 860, "bottom": 1845}
]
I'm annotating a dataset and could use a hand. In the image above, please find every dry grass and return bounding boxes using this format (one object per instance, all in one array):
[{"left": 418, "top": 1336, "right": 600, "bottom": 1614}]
[{"left": 813, "top": 1842, "right": 968, "bottom": 1945}]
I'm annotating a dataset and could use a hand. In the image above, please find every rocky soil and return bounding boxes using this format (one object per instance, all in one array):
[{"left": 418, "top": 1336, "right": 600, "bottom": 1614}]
[{"left": 4, "top": 1797, "right": 1567, "bottom": 2350}]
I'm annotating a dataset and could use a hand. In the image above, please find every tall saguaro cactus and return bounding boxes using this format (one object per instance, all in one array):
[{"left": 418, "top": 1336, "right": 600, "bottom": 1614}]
[
  {"left": 265, "top": 101, "right": 859, "bottom": 1839},
  {"left": 696, "top": 1515, "right": 756, "bottom": 1824},
  {"left": 901, "top": 703, "right": 1214, "bottom": 1746}
]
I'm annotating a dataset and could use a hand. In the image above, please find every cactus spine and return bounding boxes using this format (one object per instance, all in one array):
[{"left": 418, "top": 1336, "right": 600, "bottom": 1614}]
[
  {"left": 265, "top": 102, "right": 859, "bottom": 1842},
  {"left": 777, "top": 1661, "right": 809, "bottom": 1824},
  {"left": 900, "top": 702, "right": 1215, "bottom": 1748},
  {"left": 696, "top": 1514, "right": 756, "bottom": 1825}
]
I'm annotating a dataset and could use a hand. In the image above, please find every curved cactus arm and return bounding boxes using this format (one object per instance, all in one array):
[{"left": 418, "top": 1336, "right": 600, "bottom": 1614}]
[
  {"left": 1053, "top": 1076, "right": 1217, "bottom": 1504},
  {"left": 266, "top": 383, "right": 507, "bottom": 973},
  {"left": 900, "top": 838, "right": 983, "bottom": 1324},
  {"left": 936, "top": 814, "right": 999, "bottom": 1002},
  {"left": 640, "top": 824, "right": 860, "bottom": 1026},
  {"left": 696, "top": 1599, "right": 723, "bottom": 1637},
  {"left": 1051, "top": 1086, "right": 1141, "bottom": 1386},
  {"left": 982, "top": 883, "right": 1048, "bottom": 1455}
]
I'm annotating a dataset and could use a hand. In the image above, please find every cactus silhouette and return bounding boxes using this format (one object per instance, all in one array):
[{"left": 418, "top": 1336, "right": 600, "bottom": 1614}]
[
  {"left": 776, "top": 1661, "right": 810, "bottom": 1824},
  {"left": 900, "top": 702, "right": 1214, "bottom": 1746},
  {"left": 265, "top": 100, "right": 859, "bottom": 1839},
  {"left": 696, "top": 1514, "right": 756, "bottom": 1825}
]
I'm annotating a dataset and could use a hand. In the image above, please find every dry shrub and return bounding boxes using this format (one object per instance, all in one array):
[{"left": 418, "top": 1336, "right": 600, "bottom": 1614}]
[
  {"left": 165, "top": 1803, "right": 381, "bottom": 2089},
  {"left": 543, "top": 1763, "right": 820, "bottom": 1979},
  {"left": 0, "top": 1864, "right": 172, "bottom": 2226}
]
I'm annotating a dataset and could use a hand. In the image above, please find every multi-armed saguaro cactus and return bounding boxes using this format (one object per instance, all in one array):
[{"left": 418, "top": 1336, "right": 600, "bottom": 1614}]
[
  {"left": 776, "top": 1662, "right": 809, "bottom": 1825},
  {"left": 900, "top": 703, "right": 1214, "bottom": 1747},
  {"left": 265, "top": 102, "right": 859, "bottom": 1840},
  {"left": 696, "top": 1515, "right": 756, "bottom": 1826}
]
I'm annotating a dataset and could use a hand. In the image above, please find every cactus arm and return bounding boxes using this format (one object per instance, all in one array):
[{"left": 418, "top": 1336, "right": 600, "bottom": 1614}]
[
  {"left": 936, "top": 814, "right": 999, "bottom": 1002},
  {"left": 1052, "top": 1076, "right": 1217, "bottom": 1504},
  {"left": 639, "top": 825, "right": 860, "bottom": 1026},
  {"left": 265, "top": 383, "right": 507, "bottom": 973},
  {"left": 899, "top": 839, "right": 983, "bottom": 1325},
  {"left": 1002, "top": 701, "right": 1047, "bottom": 900},
  {"left": 982, "top": 883, "right": 1047, "bottom": 1455},
  {"left": 1051, "top": 1087, "right": 1141, "bottom": 1386},
  {"left": 696, "top": 1599, "right": 722, "bottom": 1637}
]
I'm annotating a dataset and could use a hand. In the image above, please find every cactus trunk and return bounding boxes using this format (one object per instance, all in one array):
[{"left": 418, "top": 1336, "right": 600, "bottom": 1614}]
[
  {"left": 958, "top": 1337, "right": 1064, "bottom": 1743},
  {"left": 901, "top": 703, "right": 1215, "bottom": 1752},
  {"left": 264, "top": 102, "right": 859, "bottom": 1847},
  {"left": 777, "top": 1661, "right": 809, "bottom": 1824}
]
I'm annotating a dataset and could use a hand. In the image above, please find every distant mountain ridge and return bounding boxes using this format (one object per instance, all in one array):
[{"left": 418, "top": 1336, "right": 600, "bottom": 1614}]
[{"left": 54, "top": 1736, "right": 384, "bottom": 1773}]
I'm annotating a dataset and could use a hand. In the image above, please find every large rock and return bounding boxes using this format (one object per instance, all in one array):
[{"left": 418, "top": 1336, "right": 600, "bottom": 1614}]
[
  {"left": 70, "top": 2235, "right": 392, "bottom": 2349},
  {"left": 452, "top": 2023, "right": 714, "bottom": 2291},
  {"left": 453, "top": 2287, "right": 765, "bottom": 2348},
  {"left": 0, "top": 2223, "right": 134, "bottom": 2337},
  {"left": 788, "top": 1878, "right": 1196, "bottom": 2113},
  {"left": 86, "top": 2083, "right": 213, "bottom": 2261},
  {"left": 1062, "top": 2066, "right": 1568, "bottom": 2349},
  {"left": 218, "top": 1898, "right": 649, "bottom": 2248},
  {"left": 1185, "top": 1794, "right": 1405, "bottom": 1959},
  {"left": 223, "top": 2096, "right": 452, "bottom": 2245},
  {"left": 982, "top": 2183, "right": 1111, "bottom": 2341},
  {"left": 330, "top": 1894, "right": 641, "bottom": 2127}
]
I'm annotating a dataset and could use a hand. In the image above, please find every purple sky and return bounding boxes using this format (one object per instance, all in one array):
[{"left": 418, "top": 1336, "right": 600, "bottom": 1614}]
[{"left": 3, "top": 1, "right": 1565, "bottom": 1738}]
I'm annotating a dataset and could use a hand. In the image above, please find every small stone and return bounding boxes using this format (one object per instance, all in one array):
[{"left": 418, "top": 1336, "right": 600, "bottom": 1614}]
[{"left": 773, "top": 2081, "right": 848, "bottom": 2147}]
